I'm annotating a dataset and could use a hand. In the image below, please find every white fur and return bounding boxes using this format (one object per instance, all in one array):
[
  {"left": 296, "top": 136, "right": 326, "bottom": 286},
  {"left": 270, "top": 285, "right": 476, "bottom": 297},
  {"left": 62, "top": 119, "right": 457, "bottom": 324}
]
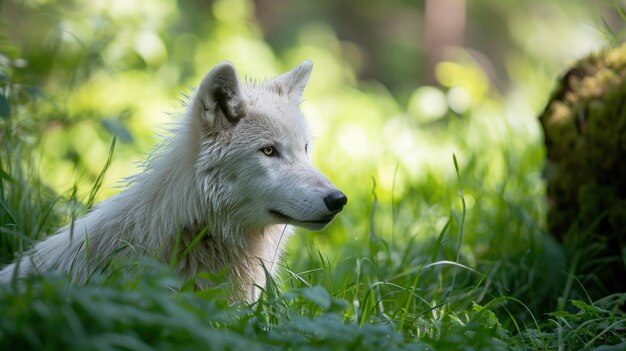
[{"left": 0, "top": 61, "right": 346, "bottom": 302}]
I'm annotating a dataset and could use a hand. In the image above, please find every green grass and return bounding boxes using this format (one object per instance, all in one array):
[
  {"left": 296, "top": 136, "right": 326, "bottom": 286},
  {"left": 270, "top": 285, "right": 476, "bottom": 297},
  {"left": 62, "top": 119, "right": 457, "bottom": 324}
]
[
  {"left": 1, "top": 246, "right": 624, "bottom": 350},
  {"left": 1, "top": 137, "right": 624, "bottom": 350}
]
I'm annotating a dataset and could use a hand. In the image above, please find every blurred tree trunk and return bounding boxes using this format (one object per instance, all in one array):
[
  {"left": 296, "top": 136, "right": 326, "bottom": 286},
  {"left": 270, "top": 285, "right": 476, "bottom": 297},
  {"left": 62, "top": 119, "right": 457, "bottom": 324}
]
[
  {"left": 424, "top": 0, "right": 466, "bottom": 84},
  {"left": 539, "top": 44, "right": 626, "bottom": 297}
]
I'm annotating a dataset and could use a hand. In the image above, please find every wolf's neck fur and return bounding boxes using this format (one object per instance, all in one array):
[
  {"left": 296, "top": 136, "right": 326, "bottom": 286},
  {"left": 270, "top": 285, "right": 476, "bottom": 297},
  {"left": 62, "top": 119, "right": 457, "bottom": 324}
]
[
  {"left": 104, "top": 115, "right": 291, "bottom": 299},
  {"left": 176, "top": 220, "right": 291, "bottom": 300}
]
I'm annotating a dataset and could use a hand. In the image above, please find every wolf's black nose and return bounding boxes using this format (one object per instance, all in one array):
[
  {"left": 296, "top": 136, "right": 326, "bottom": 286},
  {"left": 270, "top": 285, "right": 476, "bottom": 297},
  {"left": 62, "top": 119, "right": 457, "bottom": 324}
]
[{"left": 324, "top": 190, "right": 347, "bottom": 212}]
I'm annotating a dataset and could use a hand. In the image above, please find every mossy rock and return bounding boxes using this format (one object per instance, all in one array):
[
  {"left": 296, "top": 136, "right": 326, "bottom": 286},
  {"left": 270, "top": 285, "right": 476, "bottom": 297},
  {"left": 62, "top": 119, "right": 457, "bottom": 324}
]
[{"left": 539, "top": 44, "right": 626, "bottom": 296}]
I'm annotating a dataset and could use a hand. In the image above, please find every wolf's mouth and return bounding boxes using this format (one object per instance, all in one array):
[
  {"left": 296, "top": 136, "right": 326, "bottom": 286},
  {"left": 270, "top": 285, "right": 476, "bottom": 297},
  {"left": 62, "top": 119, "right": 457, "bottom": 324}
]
[{"left": 269, "top": 209, "right": 335, "bottom": 225}]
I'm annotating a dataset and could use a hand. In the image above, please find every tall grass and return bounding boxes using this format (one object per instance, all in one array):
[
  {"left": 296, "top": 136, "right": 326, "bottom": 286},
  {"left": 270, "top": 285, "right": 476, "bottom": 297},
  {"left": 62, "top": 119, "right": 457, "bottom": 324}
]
[
  {"left": 1, "top": 170, "right": 624, "bottom": 350},
  {"left": 0, "top": 61, "right": 66, "bottom": 266}
]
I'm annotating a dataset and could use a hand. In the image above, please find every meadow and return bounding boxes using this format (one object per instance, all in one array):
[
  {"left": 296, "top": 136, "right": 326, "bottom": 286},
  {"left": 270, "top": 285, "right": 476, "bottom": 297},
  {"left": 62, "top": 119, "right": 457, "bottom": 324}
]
[{"left": 1, "top": 0, "right": 625, "bottom": 349}]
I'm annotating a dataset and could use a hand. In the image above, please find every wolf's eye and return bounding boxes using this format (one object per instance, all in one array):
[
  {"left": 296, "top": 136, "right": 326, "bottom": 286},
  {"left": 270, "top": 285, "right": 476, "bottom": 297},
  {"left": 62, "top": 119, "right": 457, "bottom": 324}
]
[
  {"left": 261, "top": 146, "right": 276, "bottom": 156},
  {"left": 305, "top": 144, "right": 308, "bottom": 154}
]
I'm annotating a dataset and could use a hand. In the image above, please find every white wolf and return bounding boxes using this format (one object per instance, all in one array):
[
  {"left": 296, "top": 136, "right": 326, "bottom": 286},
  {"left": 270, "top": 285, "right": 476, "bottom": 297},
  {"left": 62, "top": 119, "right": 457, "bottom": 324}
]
[{"left": 0, "top": 61, "right": 347, "bottom": 302}]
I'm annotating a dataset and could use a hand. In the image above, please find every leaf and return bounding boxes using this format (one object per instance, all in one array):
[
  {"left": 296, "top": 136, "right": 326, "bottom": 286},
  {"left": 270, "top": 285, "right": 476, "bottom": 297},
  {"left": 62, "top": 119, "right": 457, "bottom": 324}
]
[
  {"left": 548, "top": 310, "right": 575, "bottom": 318},
  {"left": 0, "top": 168, "right": 13, "bottom": 182},
  {"left": 593, "top": 341, "right": 626, "bottom": 351},
  {"left": 101, "top": 118, "right": 133, "bottom": 143},
  {"left": 300, "top": 286, "right": 332, "bottom": 310},
  {"left": 472, "top": 302, "right": 502, "bottom": 328},
  {"left": 572, "top": 300, "right": 602, "bottom": 315},
  {"left": 432, "top": 217, "right": 451, "bottom": 262},
  {"left": 452, "top": 153, "right": 463, "bottom": 184},
  {"left": 86, "top": 137, "right": 116, "bottom": 209},
  {"left": 0, "top": 95, "right": 11, "bottom": 119}
]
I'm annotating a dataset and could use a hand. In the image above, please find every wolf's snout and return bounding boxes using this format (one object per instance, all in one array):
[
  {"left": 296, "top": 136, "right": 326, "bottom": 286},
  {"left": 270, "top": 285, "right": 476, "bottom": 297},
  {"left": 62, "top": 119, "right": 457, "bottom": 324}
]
[{"left": 323, "top": 190, "right": 347, "bottom": 212}]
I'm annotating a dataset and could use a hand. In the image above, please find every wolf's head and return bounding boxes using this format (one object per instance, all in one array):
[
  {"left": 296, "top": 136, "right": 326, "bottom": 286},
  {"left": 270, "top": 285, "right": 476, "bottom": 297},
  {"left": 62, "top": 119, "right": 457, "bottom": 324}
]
[{"left": 189, "top": 61, "right": 347, "bottom": 232}]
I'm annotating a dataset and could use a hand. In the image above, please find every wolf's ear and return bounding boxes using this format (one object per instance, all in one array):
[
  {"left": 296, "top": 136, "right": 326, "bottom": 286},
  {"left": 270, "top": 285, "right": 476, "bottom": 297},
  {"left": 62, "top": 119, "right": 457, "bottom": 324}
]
[
  {"left": 268, "top": 60, "right": 313, "bottom": 99},
  {"left": 195, "top": 61, "right": 246, "bottom": 129}
]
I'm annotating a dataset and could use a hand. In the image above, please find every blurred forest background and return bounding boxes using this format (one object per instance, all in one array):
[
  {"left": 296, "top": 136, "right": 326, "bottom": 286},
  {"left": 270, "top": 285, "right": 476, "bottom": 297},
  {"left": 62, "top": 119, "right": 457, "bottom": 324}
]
[{"left": 1, "top": 0, "right": 625, "bottom": 332}]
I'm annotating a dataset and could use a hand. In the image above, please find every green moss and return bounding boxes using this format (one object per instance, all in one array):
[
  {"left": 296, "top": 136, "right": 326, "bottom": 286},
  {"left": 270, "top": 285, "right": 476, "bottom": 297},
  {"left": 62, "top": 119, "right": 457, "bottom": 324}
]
[{"left": 539, "top": 44, "right": 626, "bottom": 296}]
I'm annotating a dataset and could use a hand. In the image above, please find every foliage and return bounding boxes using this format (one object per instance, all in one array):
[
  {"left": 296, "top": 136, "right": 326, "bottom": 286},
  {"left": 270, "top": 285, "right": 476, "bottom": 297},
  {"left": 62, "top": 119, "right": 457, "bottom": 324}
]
[
  {"left": 539, "top": 295, "right": 626, "bottom": 349},
  {"left": 0, "top": 267, "right": 461, "bottom": 350},
  {"left": 1, "top": 264, "right": 624, "bottom": 350},
  {"left": 0, "top": 51, "right": 70, "bottom": 265}
]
